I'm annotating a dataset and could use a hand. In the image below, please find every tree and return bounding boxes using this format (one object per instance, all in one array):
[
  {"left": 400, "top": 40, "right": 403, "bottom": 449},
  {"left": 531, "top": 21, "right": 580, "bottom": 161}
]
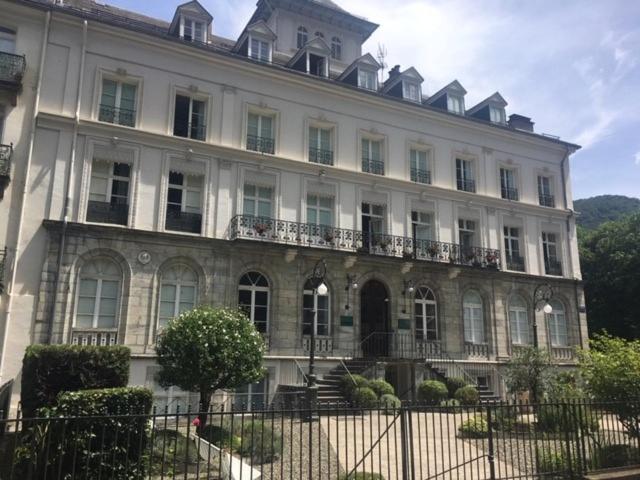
[
  {"left": 156, "top": 306, "right": 265, "bottom": 428},
  {"left": 503, "top": 346, "right": 552, "bottom": 402},
  {"left": 579, "top": 334, "right": 640, "bottom": 437}
]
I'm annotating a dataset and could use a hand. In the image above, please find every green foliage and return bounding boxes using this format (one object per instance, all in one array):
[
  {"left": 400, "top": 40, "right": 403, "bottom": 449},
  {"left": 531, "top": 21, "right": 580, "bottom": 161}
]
[
  {"left": 339, "top": 374, "right": 370, "bottom": 401},
  {"left": 458, "top": 415, "right": 488, "bottom": 439},
  {"left": 379, "top": 394, "right": 401, "bottom": 410},
  {"left": 440, "top": 399, "right": 461, "bottom": 407},
  {"left": 445, "top": 377, "right": 469, "bottom": 398},
  {"left": 504, "top": 346, "right": 552, "bottom": 399},
  {"left": 536, "top": 403, "right": 600, "bottom": 434},
  {"left": 589, "top": 443, "right": 640, "bottom": 470},
  {"left": 545, "top": 370, "right": 585, "bottom": 401},
  {"left": 201, "top": 424, "right": 242, "bottom": 451},
  {"left": 156, "top": 306, "right": 265, "bottom": 421},
  {"left": 454, "top": 386, "right": 480, "bottom": 406},
  {"left": 352, "top": 387, "right": 378, "bottom": 409},
  {"left": 490, "top": 405, "right": 519, "bottom": 432},
  {"left": 237, "top": 420, "right": 283, "bottom": 464},
  {"left": 418, "top": 380, "right": 448, "bottom": 404},
  {"left": 536, "top": 447, "right": 578, "bottom": 479},
  {"left": 339, "top": 473, "right": 385, "bottom": 480},
  {"left": 574, "top": 195, "right": 640, "bottom": 230},
  {"left": 368, "top": 379, "right": 394, "bottom": 397},
  {"left": 20, "top": 344, "right": 130, "bottom": 418},
  {"left": 150, "top": 430, "right": 201, "bottom": 476}
]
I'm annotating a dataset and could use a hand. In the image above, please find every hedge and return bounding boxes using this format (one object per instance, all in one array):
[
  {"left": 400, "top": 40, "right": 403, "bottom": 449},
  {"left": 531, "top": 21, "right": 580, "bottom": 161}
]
[
  {"left": 445, "top": 377, "right": 469, "bottom": 398},
  {"left": 417, "top": 380, "right": 448, "bottom": 405},
  {"left": 454, "top": 385, "right": 480, "bottom": 405},
  {"left": 21, "top": 345, "right": 130, "bottom": 417},
  {"left": 368, "top": 379, "right": 394, "bottom": 398}
]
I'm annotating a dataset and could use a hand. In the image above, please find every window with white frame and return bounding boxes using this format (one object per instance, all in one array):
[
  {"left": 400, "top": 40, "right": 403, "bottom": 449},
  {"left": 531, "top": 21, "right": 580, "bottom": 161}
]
[
  {"left": 330, "top": 37, "right": 342, "bottom": 60},
  {"left": 296, "top": 26, "right": 308, "bottom": 48},
  {"left": 403, "top": 82, "right": 421, "bottom": 102},
  {"left": 308, "top": 126, "right": 333, "bottom": 165},
  {"left": 158, "top": 264, "right": 197, "bottom": 329},
  {"left": 173, "top": 94, "right": 206, "bottom": 140},
  {"left": 456, "top": 158, "right": 475, "bottom": 192},
  {"left": 87, "top": 159, "right": 130, "bottom": 225},
  {"left": 249, "top": 37, "right": 271, "bottom": 62},
  {"left": 458, "top": 219, "right": 476, "bottom": 251},
  {"left": 542, "top": 232, "right": 562, "bottom": 275},
  {"left": 166, "top": 171, "right": 203, "bottom": 233},
  {"left": 234, "top": 373, "right": 269, "bottom": 411},
  {"left": 447, "top": 95, "right": 464, "bottom": 114},
  {"left": 307, "top": 194, "right": 333, "bottom": 226},
  {"left": 500, "top": 168, "right": 518, "bottom": 200},
  {"left": 547, "top": 300, "right": 568, "bottom": 347},
  {"left": 243, "top": 184, "right": 272, "bottom": 218},
  {"left": 362, "top": 202, "right": 385, "bottom": 248},
  {"left": 75, "top": 258, "right": 121, "bottom": 330},
  {"left": 98, "top": 79, "right": 137, "bottom": 127},
  {"left": 180, "top": 17, "right": 205, "bottom": 43},
  {"left": 238, "top": 272, "right": 269, "bottom": 334},
  {"left": 410, "top": 148, "right": 430, "bottom": 184},
  {"left": 412, "top": 211, "right": 432, "bottom": 241},
  {"left": 490, "top": 106, "right": 506, "bottom": 124},
  {"left": 415, "top": 287, "right": 437, "bottom": 341},
  {"left": 463, "top": 290, "right": 485, "bottom": 344},
  {"left": 247, "top": 112, "right": 275, "bottom": 154},
  {"left": 509, "top": 295, "right": 529, "bottom": 345},
  {"left": 303, "top": 278, "right": 330, "bottom": 336},
  {"left": 0, "top": 27, "right": 16, "bottom": 54},
  {"left": 358, "top": 69, "right": 377, "bottom": 90},
  {"left": 361, "top": 137, "right": 384, "bottom": 175},
  {"left": 538, "top": 175, "right": 555, "bottom": 207},
  {"left": 504, "top": 226, "right": 524, "bottom": 270}
]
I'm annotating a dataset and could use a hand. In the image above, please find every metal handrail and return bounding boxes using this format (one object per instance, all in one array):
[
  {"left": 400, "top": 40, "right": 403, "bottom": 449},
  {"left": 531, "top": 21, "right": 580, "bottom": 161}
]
[
  {"left": 339, "top": 359, "right": 357, "bottom": 387},
  {"left": 293, "top": 359, "right": 308, "bottom": 385}
]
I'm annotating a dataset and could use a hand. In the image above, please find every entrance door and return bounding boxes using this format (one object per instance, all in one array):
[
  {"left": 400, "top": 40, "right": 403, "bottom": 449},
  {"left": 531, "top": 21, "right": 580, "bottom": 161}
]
[{"left": 360, "top": 280, "right": 389, "bottom": 357}]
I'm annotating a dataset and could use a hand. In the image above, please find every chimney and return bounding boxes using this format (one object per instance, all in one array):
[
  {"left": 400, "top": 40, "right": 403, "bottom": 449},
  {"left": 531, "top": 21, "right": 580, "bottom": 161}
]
[
  {"left": 389, "top": 65, "right": 401, "bottom": 79},
  {"left": 508, "top": 114, "right": 534, "bottom": 132}
]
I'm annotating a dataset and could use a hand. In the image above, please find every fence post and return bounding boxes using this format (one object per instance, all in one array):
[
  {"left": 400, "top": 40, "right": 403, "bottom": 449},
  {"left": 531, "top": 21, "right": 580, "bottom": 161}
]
[
  {"left": 399, "top": 406, "right": 411, "bottom": 480},
  {"left": 486, "top": 404, "right": 496, "bottom": 480},
  {"left": 563, "top": 403, "right": 575, "bottom": 480}
]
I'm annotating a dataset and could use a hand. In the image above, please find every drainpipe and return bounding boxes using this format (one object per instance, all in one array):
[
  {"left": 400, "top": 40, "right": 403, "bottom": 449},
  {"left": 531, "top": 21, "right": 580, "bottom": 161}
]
[
  {"left": 47, "top": 19, "right": 88, "bottom": 344},
  {"left": 0, "top": 11, "right": 51, "bottom": 382}
]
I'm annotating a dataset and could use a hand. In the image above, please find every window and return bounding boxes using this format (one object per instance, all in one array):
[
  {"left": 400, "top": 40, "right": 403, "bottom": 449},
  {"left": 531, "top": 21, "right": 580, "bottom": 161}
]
[
  {"left": 463, "top": 290, "right": 484, "bottom": 344},
  {"left": 303, "top": 278, "right": 330, "bottom": 336},
  {"left": 173, "top": 94, "right": 206, "bottom": 140},
  {"left": 238, "top": 272, "right": 269, "bottom": 334},
  {"left": 500, "top": 168, "right": 518, "bottom": 201},
  {"left": 331, "top": 37, "right": 342, "bottom": 60},
  {"left": 243, "top": 184, "right": 272, "bottom": 218},
  {"left": 412, "top": 211, "right": 432, "bottom": 241},
  {"left": 403, "top": 82, "right": 421, "bottom": 102},
  {"left": 247, "top": 112, "right": 275, "bottom": 154},
  {"left": 362, "top": 202, "right": 384, "bottom": 248},
  {"left": 358, "top": 70, "right": 377, "bottom": 90},
  {"left": 547, "top": 300, "right": 567, "bottom": 347},
  {"left": 509, "top": 295, "right": 529, "bottom": 345},
  {"left": 308, "top": 53, "right": 327, "bottom": 77},
  {"left": 87, "top": 159, "right": 130, "bottom": 225},
  {"left": 456, "top": 158, "right": 475, "bottom": 192},
  {"left": 307, "top": 194, "right": 333, "bottom": 226},
  {"left": 458, "top": 219, "right": 476, "bottom": 251},
  {"left": 447, "top": 95, "right": 464, "bottom": 114},
  {"left": 308, "top": 126, "right": 333, "bottom": 165},
  {"left": 234, "top": 374, "right": 269, "bottom": 411},
  {"left": 181, "top": 17, "right": 205, "bottom": 42},
  {"left": 249, "top": 37, "right": 271, "bottom": 62},
  {"left": 158, "top": 265, "right": 197, "bottom": 329},
  {"left": 410, "top": 149, "right": 430, "bottom": 184},
  {"left": 166, "top": 171, "right": 203, "bottom": 233},
  {"left": 98, "top": 79, "right": 136, "bottom": 127},
  {"left": 538, "top": 176, "right": 555, "bottom": 207},
  {"left": 542, "top": 232, "right": 562, "bottom": 276},
  {"left": 0, "top": 27, "right": 16, "bottom": 54},
  {"left": 296, "top": 26, "right": 308, "bottom": 48},
  {"left": 415, "top": 287, "right": 437, "bottom": 341},
  {"left": 315, "top": 31, "right": 324, "bottom": 39},
  {"left": 75, "top": 258, "right": 121, "bottom": 331},
  {"left": 490, "top": 106, "right": 506, "bottom": 124},
  {"left": 361, "top": 138, "right": 384, "bottom": 175},
  {"left": 504, "top": 226, "right": 524, "bottom": 271}
]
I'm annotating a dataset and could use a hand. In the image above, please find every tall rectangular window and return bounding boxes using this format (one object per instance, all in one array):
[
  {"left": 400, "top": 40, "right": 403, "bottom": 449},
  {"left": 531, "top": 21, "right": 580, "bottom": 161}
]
[
  {"left": 87, "top": 159, "right": 130, "bottom": 225},
  {"left": 173, "top": 95, "right": 206, "bottom": 140},
  {"left": 500, "top": 168, "right": 519, "bottom": 200},
  {"left": 458, "top": 219, "right": 476, "bottom": 250},
  {"left": 504, "top": 226, "right": 524, "bottom": 271},
  {"left": 249, "top": 37, "right": 270, "bottom": 62},
  {"left": 182, "top": 18, "right": 205, "bottom": 43},
  {"left": 362, "top": 202, "right": 385, "bottom": 248},
  {"left": 538, "top": 175, "right": 555, "bottom": 207},
  {"left": 542, "top": 232, "right": 562, "bottom": 276},
  {"left": 410, "top": 149, "right": 430, "bottom": 184},
  {"left": 403, "top": 82, "right": 420, "bottom": 102},
  {"left": 412, "top": 211, "right": 432, "bottom": 241},
  {"left": 307, "top": 194, "right": 333, "bottom": 226},
  {"left": 247, "top": 113, "right": 275, "bottom": 154},
  {"left": 447, "top": 95, "right": 463, "bottom": 114},
  {"left": 165, "top": 171, "right": 203, "bottom": 234},
  {"left": 99, "top": 79, "right": 137, "bottom": 127},
  {"left": 362, "top": 138, "right": 384, "bottom": 175},
  {"left": 456, "top": 158, "right": 475, "bottom": 192},
  {"left": 243, "top": 184, "right": 272, "bottom": 218},
  {"left": 308, "top": 126, "right": 333, "bottom": 165},
  {"left": 358, "top": 70, "right": 376, "bottom": 90},
  {"left": 490, "top": 106, "right": 506, "bottom": 124}
]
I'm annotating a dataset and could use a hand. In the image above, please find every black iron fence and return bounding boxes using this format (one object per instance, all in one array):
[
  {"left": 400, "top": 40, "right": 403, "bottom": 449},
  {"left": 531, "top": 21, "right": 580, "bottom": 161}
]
[
  {"left": 0, "top": 399, "right": 638, "bottom": 479},
  {"left": 98, "top": 104, "right": 136, "bottom": 127}
]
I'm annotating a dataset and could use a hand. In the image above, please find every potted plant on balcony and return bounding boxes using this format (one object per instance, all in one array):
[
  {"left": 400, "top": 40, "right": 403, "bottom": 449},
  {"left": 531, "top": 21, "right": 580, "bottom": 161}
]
[
  {"left": 485, "top": 251, "right": 498, "bottom": 268},
  {"left": 253, "top": 221, "right": 269, "bottom": 235},
  {"left": 323, "top": 229, "right": 335, "bottom": 243},
  {"left": 427, "top": 244, "right": 439, "bottom": 258}
]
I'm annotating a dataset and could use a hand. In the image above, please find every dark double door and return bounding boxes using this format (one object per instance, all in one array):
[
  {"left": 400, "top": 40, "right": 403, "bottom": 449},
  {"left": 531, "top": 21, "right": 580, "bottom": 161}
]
[{"left": 360, "top": 280, "right": 390, "bottom": 357}]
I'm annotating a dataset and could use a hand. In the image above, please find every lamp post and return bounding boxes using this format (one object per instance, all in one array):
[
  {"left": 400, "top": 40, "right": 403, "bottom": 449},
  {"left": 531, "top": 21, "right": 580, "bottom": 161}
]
[
  {"left": 531, "top": 283, "right": 554, "bottom": 403},
  {"left": 306, "top": 259, "right": 327, "bottom": 420}
]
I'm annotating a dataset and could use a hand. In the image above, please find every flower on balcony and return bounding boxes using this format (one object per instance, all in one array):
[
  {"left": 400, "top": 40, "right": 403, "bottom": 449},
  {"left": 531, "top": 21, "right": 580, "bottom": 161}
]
[
  {"left": 485, "top": 252, "right": 498, "bottom": 266},
  {"left": 254, "top": 222, "right": 269, "bottom": 235}
]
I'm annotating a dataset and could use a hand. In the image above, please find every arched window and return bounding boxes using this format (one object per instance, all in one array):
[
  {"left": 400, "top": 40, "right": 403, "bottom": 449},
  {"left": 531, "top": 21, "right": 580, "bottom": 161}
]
[
  {"left": 509, "top": 295, "right": 529, "bottom": 345},
  {"left": 238, "top": 272, "right": 270, "bottom": 333},
  {"left": 463, "top": 290, "right": 484, "bottom": 344},
  {"left": 296, "top": 26, "right": 308, "bottom": 48},
  {"left": 415, "top": 287, "right": 437, "bottom": 340},
  {"left": 303, "top": 279, "right": 330, "bottom": 336},
  {"left": 547, "top": 300, "right": 568, "bottom": 347},
  {"left": 331, "top": 37, "right": 342, "bottom": 60},
  {"left": 158, "top": 264, "right": 198, "bottom": 329},
  {"left": 75, "top": 258, "right": 121, "bottom": 330}
]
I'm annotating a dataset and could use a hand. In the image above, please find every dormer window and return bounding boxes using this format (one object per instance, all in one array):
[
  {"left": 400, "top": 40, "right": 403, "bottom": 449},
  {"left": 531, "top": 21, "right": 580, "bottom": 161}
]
[
  {"left": 331, "top": 37, "right": 342, "bottom": 60},
  {"left": 288, "top": 37, "right": 330, "bottom": 78},
  {"left": 447, "top": 95, "right": 464, "bottom": 115},
  {"left": 358, "top": 70, "right": 377, "bottom": 90},
  {"left": 403, "top": 82, "right": 421, "bottom": 102},
  {"left": 315, "top": 31, "right": 324, "bottom": 39},
  {"left": 297, "top": 27, "right": 308, "bottom": 48},
  {"left": 180, "top": 17, "right": 205, "bottom": 43},
  {"left": 490, "top": 106, "right": 506, "bottom": 124},
  {"left": 249, "top": 37, "right": 271, "bottom": 63}
]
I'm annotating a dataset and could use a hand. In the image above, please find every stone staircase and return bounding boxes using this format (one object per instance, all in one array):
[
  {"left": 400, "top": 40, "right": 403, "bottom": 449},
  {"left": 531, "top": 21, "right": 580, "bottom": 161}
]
[
  {"left": 316, "top": 359, "right": 375, "bottom": 406},
  {"left": 425, "top": 361, "right": 500, "bottom": 403}
]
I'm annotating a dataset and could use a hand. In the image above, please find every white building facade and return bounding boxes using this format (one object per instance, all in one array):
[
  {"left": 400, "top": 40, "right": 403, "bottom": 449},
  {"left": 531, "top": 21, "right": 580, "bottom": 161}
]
[{"left": 0, "top": 0, "right": 587, "bottom": 407}]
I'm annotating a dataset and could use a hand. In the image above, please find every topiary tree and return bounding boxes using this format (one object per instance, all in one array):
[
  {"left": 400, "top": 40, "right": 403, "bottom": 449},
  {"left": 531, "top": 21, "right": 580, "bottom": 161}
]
[
  {"left": 445, "top": 377, "right": 469, "bottom": 398},
  {"left": 454, "top": 385, "right": 480, "bottom": 405},
  {"left": 352, "top": 387, "right": 378, "bottom": 409},
  {"left": 379, "top": 394, "right": 401, "bottom": 411},
  {"left": 504, "top": 346, "right": 552, "bottom": 403},
  {"left": 156, "top": 306, "right": 265, "bottom": 428},
  {"left": 417, "top": 380, "right": 448, "bottom": 405},
  {"left": 368, "top": 379, "right": 394, "bottom": 398}
]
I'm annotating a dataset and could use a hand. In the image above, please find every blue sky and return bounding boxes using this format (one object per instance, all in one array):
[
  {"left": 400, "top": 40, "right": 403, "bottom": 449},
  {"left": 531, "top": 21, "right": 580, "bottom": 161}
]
[{"left": 107, "top": 0, "right": 640, "bottom": 200}]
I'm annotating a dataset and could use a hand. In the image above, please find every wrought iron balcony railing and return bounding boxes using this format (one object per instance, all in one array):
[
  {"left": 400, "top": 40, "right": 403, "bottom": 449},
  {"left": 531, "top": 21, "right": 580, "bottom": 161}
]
[
  {"left": 506, "top": 254, "right": 526, "bottom": 272},
  {"left": 544, "top": 258, "right": 563, "bottom": 276},
  {"left": 539, "top": 194, "right": 555, "bottom": 208},
  {"left": 501, "top": 187, "right": 519, "bottom": 201},
  {"left": 165, "top": 210, "right": 202, "bottom": 234},
  {"left": 246, "top": 135, "right": 275, "bottom": 154},
  {"left": 362, "top": 158, "right": 385, "bottom": 175},
  {"left": 174, "top": 122, "right": 206, "bottom": 141},
  {"left": 0, "top": 144, "right": 12, "bottom": 177},
  {"left": 0, "top": 52, "right": 25, "bottom": 87},
  {"left": 229, "top": 215, "right": 501, "bottom": 269},
  {"left": 308, "top": 148, "right": 333, "bottom": 165},
  {"left": 98, "top": 104, "right": 136, "bottom": 127},
  {"left": 457, "top": 178, "right": 476, "bottom": 193},
  {"left": 86, "top": 200, "right": 129, "bottom": 225},
  {"left": 410, "top": 168, "right": 431, "bottom": 184}
]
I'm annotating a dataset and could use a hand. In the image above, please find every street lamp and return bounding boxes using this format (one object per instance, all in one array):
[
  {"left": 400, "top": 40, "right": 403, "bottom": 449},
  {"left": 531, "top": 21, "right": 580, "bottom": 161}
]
[
  {"left": 306, "top": 259, "right": 327, "bottom": 420},
  {"left": 531, "top": 283, "right": 554, "bottom": 403}
]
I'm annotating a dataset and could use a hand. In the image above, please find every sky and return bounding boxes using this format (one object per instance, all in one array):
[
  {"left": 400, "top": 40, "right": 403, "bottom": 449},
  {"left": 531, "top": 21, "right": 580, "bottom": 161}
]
[{"left": 105, "top": 0, "right": 640, "bottom": 200}]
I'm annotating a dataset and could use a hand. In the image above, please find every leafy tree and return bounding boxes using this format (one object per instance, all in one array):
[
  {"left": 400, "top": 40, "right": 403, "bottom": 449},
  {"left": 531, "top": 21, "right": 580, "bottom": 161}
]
[
  {"left": 579, "top": 334, "right": 640, "bottom": 437},
  {"left": 579, "top": 212, "right": 640, "bottom": 338},
  {"left": 574, "top": 195, "right": 640, "bottom": 230},
  {"left": 156, "top": 306, "right": 265, "bottom": 428},
  {"left": 503, "top": 346, "right": 552, "bottom": 402}
]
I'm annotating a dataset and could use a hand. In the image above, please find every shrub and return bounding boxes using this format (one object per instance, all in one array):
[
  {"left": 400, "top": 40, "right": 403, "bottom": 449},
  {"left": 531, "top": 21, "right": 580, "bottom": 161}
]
[
  {"left": 201, "top": 424, "right": 242, "bottom": 451},
  {"left": 536, "top": 447, "right": 579, "bottom": 479},
  {"left": 445, "top": 377, "right": 469, "bottom": 398},
  {"left": 237, "top": 420, "right": 283, "bottom": 464},
  {"left": 379, "top": 394, "right": 401, "bottom": 410},
  {"left": 352, "top": 387, "right": 378, "bottom": 409},
  {"left": 339, "top": 474, "right": 385, "bottom": 480},
  {"left": 440, "top": 399, "right": 461, "bottom": 407},
  {"left": 21, "top": 345, "right": 130, "bottom": 418},
  {"left": 536, "top": 404, "right": 600, "bottom": 434},
  {"left": 340, "top": 374, "right": 369, "bottom": 400},
  {"left": 368, "top": 379, "right": 394, "bottom": 397},
  {"left": 417, "top": 380, "right": 448, "bottom": 405},
  {"left": 590, "top": 444, "right": 640, "bottom": 469},
  {"left": 454, "top": 386, "right": 480, "bottom": 405},
  {"left": 150, "top": 430, "right": 201, "bottom": 475},
  {"left": 458, "top": 415, "right": 488, "bottom": 438},
  {"left": 490, "top": 405, "right": 519, "bottom": 432}
]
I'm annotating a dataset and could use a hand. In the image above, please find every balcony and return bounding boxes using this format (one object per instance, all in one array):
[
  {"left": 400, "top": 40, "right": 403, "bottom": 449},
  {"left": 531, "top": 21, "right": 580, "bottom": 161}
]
[
  {"left": 86, "top": 200, "right": 128, "bottom": 225},
  {"left": 410, "top": 168, "right": 431, "bottom": 184},
  {"left": 0, "top": 52, "right": 25, "bottom": 99},
  {"left": 98, "top": 104, "right": 136, "bottom": 127},
  {"left": 246, "top": 135, "right": 275, "bottom": 154},
  {"left": 174, "top": 123, "right": 206, "bottom": 141},
  {"left": 71, "top": 329, "right": 118, "bottom": 346},
  {"left": 501, "top": 187, "right": 519, "bottom": 201},
  {"left": 0, "top": 144, "right": 12, "bottom": 199},
  {"left": 308, "top": 148, "right": 333, "bottom": 166},
  {"left": 165, "top": 210, "right": 202, "bottom": 234},
  {"left": 506, "top": 254, "right": 525, "bottom": 272},
  {"left": 545, "top": 259, "right": 563, "bottom": 276},
  {"left": 551, "top": 346, "right": 575, "bottom": 362},
  {"left": 464, "top": 342, "right": 490, "bottom": 358},
  {"left": 302, "top": 336, "right": 333, "bottom": 354},
  {"left": 229, "top": 215, "right": 501, "bottom": 269},
  {"left": 457, "top": 178, "right": 476, "bottom": 193},
  {"left": 362, "top": 157, "right": 384, "bottom": 175},
  {"left": 539, "top": 194, "right": 555, "bottom": 208}
]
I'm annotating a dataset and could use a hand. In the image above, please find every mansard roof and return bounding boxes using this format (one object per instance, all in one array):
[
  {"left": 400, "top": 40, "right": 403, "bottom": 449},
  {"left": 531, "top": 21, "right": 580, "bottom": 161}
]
[
  {"left": 382, "top": 66, "right": 424, "bottom": 93},
  {"left": 425, "top": 80, "right": 467, "bottom": 105},
  {"left": 467, "top": 92, "right": 508, "bottom": 115}
]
